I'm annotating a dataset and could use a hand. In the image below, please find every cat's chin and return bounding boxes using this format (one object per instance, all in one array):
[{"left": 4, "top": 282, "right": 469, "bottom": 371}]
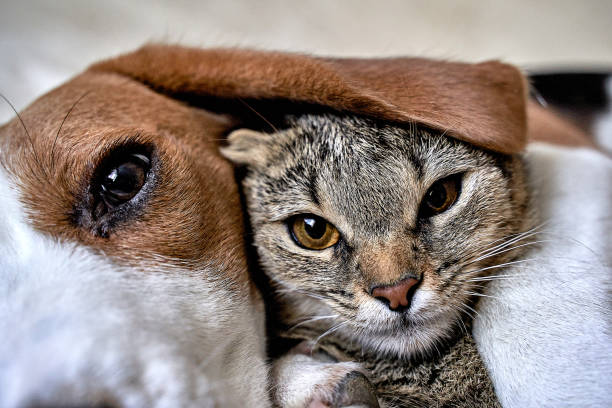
[{"left": 342, "top": 312, "right": 459, "bottom": 360}]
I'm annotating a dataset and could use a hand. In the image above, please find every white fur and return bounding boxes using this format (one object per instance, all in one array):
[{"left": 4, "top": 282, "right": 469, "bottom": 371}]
[
  {"left": 474, "top": 143, "right": 612, "bottom": 407},
  {"left": 272, "top": 344, "right": 363, "bottom": 408},
  {"left": 0, "top": 168, "right": 269, "bottom": 407},
  {"left": 593, "top": 76, "right": 612, "bottom": 153}
]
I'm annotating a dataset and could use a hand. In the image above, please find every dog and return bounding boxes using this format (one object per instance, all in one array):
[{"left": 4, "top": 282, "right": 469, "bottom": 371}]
[
  {"left": 0, "top": 51, "right": 270, "bottom": 407},
  {"left": 1, "top": 44, "right": 609, "bottom": 407}
]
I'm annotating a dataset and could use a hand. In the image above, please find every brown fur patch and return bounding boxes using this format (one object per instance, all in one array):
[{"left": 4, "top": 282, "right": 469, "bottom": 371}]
[
  {"left": 91, "top": 44, "right": 528, "bottom": 154},
  {"left": 527, "top": 100, "right": 597, "bottom": 148},
  {"left": 0, "top": 72, "right": 250, "bottom": 289}
]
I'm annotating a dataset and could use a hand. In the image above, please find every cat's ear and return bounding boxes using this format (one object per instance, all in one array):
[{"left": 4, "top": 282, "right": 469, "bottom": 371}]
[{"left": 220, "top": 129, "right": 273, "bottom": 166}]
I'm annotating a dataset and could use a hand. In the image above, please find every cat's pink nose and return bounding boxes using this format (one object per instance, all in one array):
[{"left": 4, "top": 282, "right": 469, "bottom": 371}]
[{"left": 371, "top": 277, "right": 420, "bottom": 311}]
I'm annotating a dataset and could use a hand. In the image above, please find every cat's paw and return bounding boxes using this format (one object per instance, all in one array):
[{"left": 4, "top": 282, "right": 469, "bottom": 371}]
[
  {"left": 273, "top": 342, "right": 379, "bottom": 408},
  {"left": 308, "top": 370, "right": 380, "bottom": 408}
]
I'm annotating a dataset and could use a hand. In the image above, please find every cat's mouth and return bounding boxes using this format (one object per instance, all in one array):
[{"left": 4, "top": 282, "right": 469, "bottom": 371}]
[
  {"left": 351, "top": 285, "right": 452, "bottom": 334},
  {"left": 358, "top": 313, "right": 421, "bottom": 334}
]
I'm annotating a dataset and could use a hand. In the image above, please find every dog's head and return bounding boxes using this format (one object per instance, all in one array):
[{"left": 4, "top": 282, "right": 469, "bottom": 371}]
[{"left": 0, "top": 49, "right": 270, "bottom": 408}]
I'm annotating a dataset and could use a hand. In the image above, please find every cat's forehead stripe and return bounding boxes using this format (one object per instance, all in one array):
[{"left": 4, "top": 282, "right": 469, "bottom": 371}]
[{"left": 255, "top": 114, "right": 504, "bottom": 237}]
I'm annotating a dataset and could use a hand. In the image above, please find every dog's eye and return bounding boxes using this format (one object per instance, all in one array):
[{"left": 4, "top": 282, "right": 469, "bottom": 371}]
[
  {"left": 419, "top": 174, "right": 462, "bottom": 218},
  {"left": 289, "top": 214, "right": 340, "bottom": 250},
  {"left": 77, "top": 144, "right": 155, "bottom": 237},
  {"left": 100, "top": 154, "right": 150, "bottom": 207},
  {"left": 92, "top": 151, "right": 151, "bottom": 219}
]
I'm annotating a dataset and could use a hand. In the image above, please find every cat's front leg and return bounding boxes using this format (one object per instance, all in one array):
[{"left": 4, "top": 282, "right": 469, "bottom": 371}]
[{"left": 272, "top": 341, "right": 380, "bottom": 408}]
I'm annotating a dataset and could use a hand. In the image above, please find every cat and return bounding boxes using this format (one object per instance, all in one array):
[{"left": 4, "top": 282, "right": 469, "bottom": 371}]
[{"left": 221, "top": 113, "right": 533, "bottom": 407}]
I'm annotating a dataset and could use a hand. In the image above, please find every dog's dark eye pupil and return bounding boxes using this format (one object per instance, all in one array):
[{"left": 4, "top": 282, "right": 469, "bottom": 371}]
[
  {"left": 100, "top": 154, "right": 150, "bottom": 206},
  {"left": 304, "top": 217, "right": 326, "bottom": 239}
]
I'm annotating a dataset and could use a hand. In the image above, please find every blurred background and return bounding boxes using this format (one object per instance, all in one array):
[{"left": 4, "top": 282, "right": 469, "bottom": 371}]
[{"left": 1, "top": 0, "right": 611, "bottom": 124}]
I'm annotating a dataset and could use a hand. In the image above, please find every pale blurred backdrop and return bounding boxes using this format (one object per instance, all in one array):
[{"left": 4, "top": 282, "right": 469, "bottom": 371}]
[{"left": 1, "top": 0, "right": 611, "bottom": 123}]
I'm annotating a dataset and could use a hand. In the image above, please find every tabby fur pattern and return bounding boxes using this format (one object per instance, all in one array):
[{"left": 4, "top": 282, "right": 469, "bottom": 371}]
[{"left": 222, "top": 113, "right": 533, "bottom": 407}]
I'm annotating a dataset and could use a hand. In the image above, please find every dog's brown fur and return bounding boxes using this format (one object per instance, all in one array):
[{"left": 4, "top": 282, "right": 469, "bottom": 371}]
[
  {"left": 91, "top": 45, "right": 528, "bottom": 154},
  {"left": 0, "top": 72, "right": 255, "bottom": 288}
]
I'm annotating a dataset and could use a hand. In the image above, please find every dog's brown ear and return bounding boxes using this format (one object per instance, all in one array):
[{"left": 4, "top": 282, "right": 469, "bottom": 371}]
[{"left": 90, "top": 44, "right": 528, "bottom": 154}]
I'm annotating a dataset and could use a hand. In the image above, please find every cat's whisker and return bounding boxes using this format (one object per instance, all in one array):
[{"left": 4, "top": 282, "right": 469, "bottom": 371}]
[
  {"left": 478, "top": 225, "right": 542, "bottom": 254},
  {"left": 455, "top": 240, "right": 530, "bottom": 271},
  {"left": 465, "top": 283, "right": 489, "bottom": 292},
  {"left": 430, "top": 336, "right": 442, "bottom": 358},
  {"left": 275, "top": 287, "right": 327, "bottom": 302},
  {"left": 461, "top": 289, "right": 516, "bottom": 308},
  {"left": 468, "top": 225, "right": 542, "bottom": 260},
  {"left": 463, "top": 291, "right": 500, "bottom": 300},
  {"left": 465, "top": 257, "right": 539, "bottom": 276},
  {"left": 453, "top": 304, "right": 476, "bottom": 321},
  {"left": 466, "top": 240, "right": 551, "bottom": 266},
  {"left": 287, "top": 315, "right": 339, "bottom": 331},
  {"left": 458, "top": 302, "right": 480, "bottom": 319},
  {"left": 466, "top": 275, "right": 522, "bottom": 282},
  {"left": 453, "top": 312, "right": 470, "bottom": 336},
  {"left": 465, "top": 224, "right": 548, "bottom": 264},
  {"left": 469, "top": 236, "right": 539, "bottom": 264},
  {"left": 312, "top": 321, "right": 350, "bottom": 351}
]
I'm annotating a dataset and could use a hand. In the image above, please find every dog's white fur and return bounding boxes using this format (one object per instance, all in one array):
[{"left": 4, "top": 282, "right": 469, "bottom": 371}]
[
  {"left": 474, "top": 143, "right": 612, "bottom": 407},
  {"left": 594, "top": 76, "right": 612, "bottom": 152},
  {"left": 0, "top": 167, "right": 269, "bottom": 407}
]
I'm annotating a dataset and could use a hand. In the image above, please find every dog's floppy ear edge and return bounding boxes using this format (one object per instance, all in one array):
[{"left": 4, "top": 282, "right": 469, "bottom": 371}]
[{"left": 89, "top": 44, "right": 528, "bottom": 154}]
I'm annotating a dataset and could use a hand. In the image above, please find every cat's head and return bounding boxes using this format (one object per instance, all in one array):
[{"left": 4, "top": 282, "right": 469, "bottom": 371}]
[{"left": 222, "top": 114, "right": 531, "bottom": 358}]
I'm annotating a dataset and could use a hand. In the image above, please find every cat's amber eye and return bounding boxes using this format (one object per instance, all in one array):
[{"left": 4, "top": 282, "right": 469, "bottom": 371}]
[
  {"left": 289, "top": 214, "right": 340, "bottom": 250},
  {"left": 419, "top": 174, "right": 462, "bottom": 218}
]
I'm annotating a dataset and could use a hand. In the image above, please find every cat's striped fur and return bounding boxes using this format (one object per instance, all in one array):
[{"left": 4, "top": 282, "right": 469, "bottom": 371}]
[{"left": 223, "top": 113, "right": 533, "bottom": 407}]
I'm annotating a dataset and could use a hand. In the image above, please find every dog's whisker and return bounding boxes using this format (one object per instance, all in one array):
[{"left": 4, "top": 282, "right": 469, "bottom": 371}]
[
  {"left": 237, "top": 98, "right": 278, "bottom": 133},
  {"left": 51, "top": 91, "right": 91, "bottom": 171},
  {"left": 0, "top": 93, "right": 48, "bottom": 182}
]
